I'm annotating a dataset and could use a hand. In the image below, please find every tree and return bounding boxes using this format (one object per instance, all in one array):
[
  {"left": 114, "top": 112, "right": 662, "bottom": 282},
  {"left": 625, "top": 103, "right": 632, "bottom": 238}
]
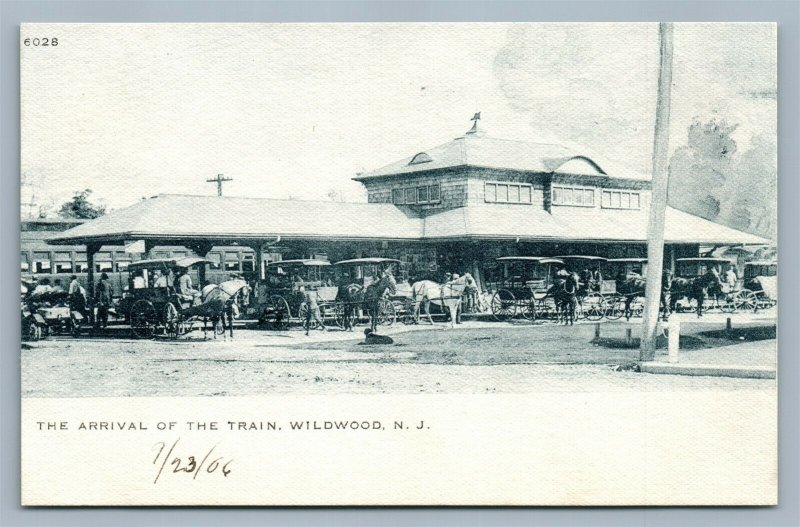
[
  {"left": 668, "top": 118, "right": 776, "bottom": 241},
  {"left": 668, "top": 118, "right": 738, "bottom": 221},
  {"left": 58, "top": 189, "right": 106, "bottom": 219}
]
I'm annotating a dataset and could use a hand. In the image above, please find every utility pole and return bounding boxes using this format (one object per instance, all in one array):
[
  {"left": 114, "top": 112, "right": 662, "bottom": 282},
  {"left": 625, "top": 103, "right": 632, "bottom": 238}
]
[
  {"left": 640, "top": 23, "right": 674, "bottom": 361},
  {"left": 206, "top": 174, "right": 233, "bottom": 196}
]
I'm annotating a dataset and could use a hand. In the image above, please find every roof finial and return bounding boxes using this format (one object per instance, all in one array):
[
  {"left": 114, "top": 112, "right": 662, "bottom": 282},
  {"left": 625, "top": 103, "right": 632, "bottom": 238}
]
[{"left": 466, "top": 112, "right": 481, "bottom": 134}]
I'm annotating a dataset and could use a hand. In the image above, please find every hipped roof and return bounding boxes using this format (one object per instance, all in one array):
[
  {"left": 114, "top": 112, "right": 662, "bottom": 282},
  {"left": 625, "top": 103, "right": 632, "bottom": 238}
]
[
  {"left": 48, "top": 194, "right": 770, "bottom": 247},
  {"left": 354, "top": 133, "right": 650, "bottom": 181}
]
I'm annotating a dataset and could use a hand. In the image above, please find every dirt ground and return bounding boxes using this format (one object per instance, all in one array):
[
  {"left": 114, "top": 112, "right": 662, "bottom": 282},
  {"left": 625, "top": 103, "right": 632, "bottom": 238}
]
[{"left": 21, "top": 318, "right": 777, "bottom": 397}]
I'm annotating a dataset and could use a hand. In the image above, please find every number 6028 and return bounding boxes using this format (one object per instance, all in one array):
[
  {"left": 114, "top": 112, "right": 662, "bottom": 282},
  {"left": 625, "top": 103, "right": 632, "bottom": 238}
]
[{"left": 23, "top": 37, "right": 58, "bottom": 47}]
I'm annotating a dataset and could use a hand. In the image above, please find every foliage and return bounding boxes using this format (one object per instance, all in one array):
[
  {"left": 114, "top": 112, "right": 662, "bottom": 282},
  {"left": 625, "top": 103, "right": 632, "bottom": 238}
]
[
  {"left": 668, "top": 119, "right": 776, "bottom": 240},
  {"left": 58, "top": 189, "right": 107, "bottom": 219}
]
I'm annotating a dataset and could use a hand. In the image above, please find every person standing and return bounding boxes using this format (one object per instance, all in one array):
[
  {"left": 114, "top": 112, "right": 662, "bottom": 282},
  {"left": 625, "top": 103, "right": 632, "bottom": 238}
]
[
  {"left": 725, "top": 266, "right": 738, "bottom": 289},
  {"left": 68, "top": 275, "right": 87, "bottom": 315},
  {"left": 300, "top": 286, "right": 325, "bottom": 335},
  {"left": 95, "top": 272, "right": 112, "bottom": 329}
]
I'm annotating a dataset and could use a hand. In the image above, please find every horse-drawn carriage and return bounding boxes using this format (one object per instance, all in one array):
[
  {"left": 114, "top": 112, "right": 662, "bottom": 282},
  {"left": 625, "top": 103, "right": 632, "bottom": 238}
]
[
  {"left": 258, "top": 259, "right": 338, "bottom": 329},
  {"left": 333, "top": 258, "right": 405, "bottom": 328},
  {"left": 602, "top": 258, "right": 648, "bottom": 320},
  {"left": 552, "top": 255, "right": 608, "bottom": 322},
  {"left": 673, "top": 257, "right": 741, "bottom": 314},
  {"left": 742, "top": 260, "right": 777, "bottom": 310},
  {"left": 488, "top": 256, "right": 564, "bottom": 321},
  {"left": 119, "top": 257, "right": 246, "bottom": 339},
  {"left": 20, "top": 280, "right": 85, "bottom": 340}
]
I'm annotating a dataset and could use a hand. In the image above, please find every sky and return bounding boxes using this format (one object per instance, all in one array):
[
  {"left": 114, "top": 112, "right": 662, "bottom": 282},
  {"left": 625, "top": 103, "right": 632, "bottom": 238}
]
[{"left": 20, "top": 23, "right": 776, "bottom": 213}]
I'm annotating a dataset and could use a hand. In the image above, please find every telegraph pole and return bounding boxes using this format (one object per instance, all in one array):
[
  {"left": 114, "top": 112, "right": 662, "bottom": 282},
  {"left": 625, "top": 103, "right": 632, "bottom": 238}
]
[
  {"left": 206, "top": 174, "right": 233, "bottom": 196},
  {"left": 640, "top": 23, "right": 674, "bottom": 361}
]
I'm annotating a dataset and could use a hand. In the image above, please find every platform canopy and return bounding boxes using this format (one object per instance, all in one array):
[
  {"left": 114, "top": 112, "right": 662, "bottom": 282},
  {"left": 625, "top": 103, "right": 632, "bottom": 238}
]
[{"left": 48, "top": 193, "right": 770, "bottom": 247}]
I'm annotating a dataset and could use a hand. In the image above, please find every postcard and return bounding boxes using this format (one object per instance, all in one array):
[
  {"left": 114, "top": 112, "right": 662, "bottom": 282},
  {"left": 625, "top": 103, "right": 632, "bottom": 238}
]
[{"left": 20, "top": 22, "right": 777, "bottom": 505}]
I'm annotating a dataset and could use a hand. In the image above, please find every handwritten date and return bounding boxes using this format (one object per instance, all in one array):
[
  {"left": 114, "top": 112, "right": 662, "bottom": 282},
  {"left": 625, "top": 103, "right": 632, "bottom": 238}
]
[{"left": 152, "top": 438, "right": 232, "bottom": 484}]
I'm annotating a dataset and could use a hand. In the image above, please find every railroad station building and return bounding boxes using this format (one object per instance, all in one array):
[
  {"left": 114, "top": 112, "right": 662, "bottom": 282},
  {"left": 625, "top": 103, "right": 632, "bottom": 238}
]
[{"left": 44, "top": 123, "right": 768, "bottom": 296}]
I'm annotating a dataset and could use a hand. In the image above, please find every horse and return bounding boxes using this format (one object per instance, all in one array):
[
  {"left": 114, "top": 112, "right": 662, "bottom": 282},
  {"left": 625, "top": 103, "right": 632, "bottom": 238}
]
[
  {"left": 615, "top": 274, "right": 646, "bottom": 321},
  {"left": 176, "top": 279, "right": 247, "bottom": 339},
  {"left": 670, "top": 273, "right": 723, "bottom": 318},
  {"left": 545, "top": 272, "right": 580, "bottom": 325},
  {"left": 335, "top": 283, "right": 364, "bottom": 331},
  {"left": 410, "top": 274, "right": 478, "bottom": 327},
  {"left": 363, "top": 273, "right": 397, "bottom": 332}
]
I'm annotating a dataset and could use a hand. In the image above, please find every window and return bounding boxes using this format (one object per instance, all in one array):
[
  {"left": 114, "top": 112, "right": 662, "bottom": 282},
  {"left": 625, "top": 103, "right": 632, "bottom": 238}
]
[
  {"left": 94, "top": 252, "right": 112, "bottom": 272},
  {"left": 54, "top": 252, "right": 73, "bottom": 274},
  {"left": 409, "top": 152, "right": 433, "bottom": 165},
  {"left": 74, "top": 254, "right": 88, "bottom": 273},
  {"left": 394, "top": 184, "right": 440, "bottom": 205},
  {"left": 116, "top": 260, "right": 131, "bottom": 272},
  {"left": 485, "top": 181, "right": 533, "bottom": 204},
  {"left": 601, "top": 190, "right": 641, "bottom": 209},
  {"left": 33, "top": 252, "right": 51, "bottom": 273},
  {"left": 208, "top": 252, "right": 222, "bottom": 270},
  {"left": 21, "top": 253, "right": 29, "bottom": 272},
  {"left": 486, "top": 183, "right": 497, "bottom": 202},
  {"left": 225, "top": 252, "right": 240, "bottom": 271},
  {"left": 552, "top": 185, "right": 595, "bottom": 207},
  {"left": 242, "top": 253, "right": 255, "bottom": 272}
]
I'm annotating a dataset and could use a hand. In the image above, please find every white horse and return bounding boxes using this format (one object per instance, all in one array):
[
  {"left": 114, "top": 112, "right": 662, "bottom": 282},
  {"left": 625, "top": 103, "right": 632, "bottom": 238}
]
[{"left": 410, "top": 274, "right": 478, "bottom": 327}]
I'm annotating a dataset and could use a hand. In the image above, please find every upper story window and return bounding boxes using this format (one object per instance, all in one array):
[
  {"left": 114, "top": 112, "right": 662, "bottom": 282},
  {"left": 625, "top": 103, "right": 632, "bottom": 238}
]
[
  {"left": 601, "top": 190, "right": 641, "bottom": 210},
  {"left": 485, "top": 182, "right": 533, "bottom": 204},
  {"left": 393, "top": 184, "right": 441, "bottom": 205},
  {"left": 409, "top": 152, "right": 433, "bottom": 165},
  {"left": 552, "top": 185, "right": 595, "bottom": 207}
]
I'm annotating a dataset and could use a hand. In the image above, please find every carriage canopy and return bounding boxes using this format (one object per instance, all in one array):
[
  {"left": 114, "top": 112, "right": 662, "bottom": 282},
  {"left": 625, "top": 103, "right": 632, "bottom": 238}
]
[
  {"left": 127, "top": 256, "right": 211, "bottom": 272},
  {"left": 333, "top": 258, "right": 401, "bottom": 266}
]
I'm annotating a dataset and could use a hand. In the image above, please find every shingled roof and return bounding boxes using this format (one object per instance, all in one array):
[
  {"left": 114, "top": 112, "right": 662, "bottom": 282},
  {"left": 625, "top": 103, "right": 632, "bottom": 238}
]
[
  {"left": 354, "top": 133, "right": 650, "bottom": 181},
  {"left": 47, "top": 194, "right": 424, "bottom": 244},
  {"left": 47, "top": 194, "right": 770, "bottom": 246}
]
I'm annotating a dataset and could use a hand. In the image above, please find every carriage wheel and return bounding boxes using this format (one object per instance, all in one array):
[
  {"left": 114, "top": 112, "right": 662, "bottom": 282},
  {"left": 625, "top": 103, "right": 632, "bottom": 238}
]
[
  {"left": 604, "top": 296, "right": 624, "bottom": 320},
  {"left": 734, "top": 289, "right": 758, "bottom": 312},
  {"left": 333, "top": 303, "right": 353, "bottom": 329},
  {"left": 582, "top": 292, "right": 605, "bottom": 321},
  {"left": 720, "top": 294, "right": 736, "bottom": 313},
  {"left": 130, "top": 300, "right": 158, "bottom": 339},
  {"left": 266, "top": 295, "right": 291, "bottom": 330},
  {"left": 377, "top": 299, "right": 396, "bottom": 326},
  {"left": 521, "top": 298, "right": 537, "bottom": 321},
  {"left": 491, "top": 290, "right": 516, "bottom": 321},
  {"left": 164, "top": 303, "right": 182, "bottom": 338},
  {"left": 397, "top": 299, "right": 416, "bottom": 325}
]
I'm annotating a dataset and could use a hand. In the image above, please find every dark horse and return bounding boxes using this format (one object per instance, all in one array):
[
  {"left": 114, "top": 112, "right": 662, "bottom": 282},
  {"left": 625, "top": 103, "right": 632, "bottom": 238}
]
[
  {"left": 615, "top": 271, "right": 674, "bottom": 321},
  {"left": 338, "top": 273, "right": 397, "bottom": 332},
  {"left": 546, "top": 272, "right": 580, "bottom": 325},
  {"left": 670, "top": 272, "right": 724, "bottom": 318}
]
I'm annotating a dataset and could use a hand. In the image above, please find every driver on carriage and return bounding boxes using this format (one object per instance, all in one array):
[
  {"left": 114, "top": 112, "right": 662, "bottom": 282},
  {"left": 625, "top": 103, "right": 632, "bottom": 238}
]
[{"left": 176, "top": 267, "right": 201, "bottom": 306}]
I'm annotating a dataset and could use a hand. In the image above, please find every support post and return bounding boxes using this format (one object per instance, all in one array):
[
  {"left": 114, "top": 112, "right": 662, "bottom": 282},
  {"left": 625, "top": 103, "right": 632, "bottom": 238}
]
[
  {"left": 594, "top": 323, "right": 601, "bottom": 339},
  {"left": 668, "top": 319, "right": 680, "bottom": 363},
  {"left": 726, "top": 317, "right": 732, "bottom": 332},
  {"left": 640, "top": 23, "right": 674, "bottom": 362},
  {"left": 85, "top": 242, "right": 101, "bottom": 323},
  {"left": 625, "top": 328, "right": 633, "bottom": 347}
]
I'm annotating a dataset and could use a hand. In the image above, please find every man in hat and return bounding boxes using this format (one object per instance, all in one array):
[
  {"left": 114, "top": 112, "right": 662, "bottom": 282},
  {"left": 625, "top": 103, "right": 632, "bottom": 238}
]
[{"left": 95, "top": 272, "right": 113, "bottom": 329}]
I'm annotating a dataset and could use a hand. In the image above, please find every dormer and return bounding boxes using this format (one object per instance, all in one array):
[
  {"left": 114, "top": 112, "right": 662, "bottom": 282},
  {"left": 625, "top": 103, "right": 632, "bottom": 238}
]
[{"left": 408, "top": 152, "right": 433, "bottom": 165}]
